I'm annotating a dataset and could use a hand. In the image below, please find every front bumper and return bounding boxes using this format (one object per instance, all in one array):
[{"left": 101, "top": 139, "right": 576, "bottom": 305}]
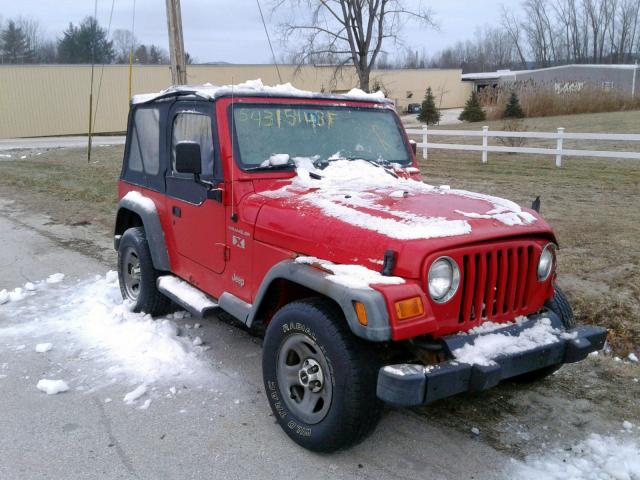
[{"left": 377, "top": 314, "right": 607, "bottom": 407}]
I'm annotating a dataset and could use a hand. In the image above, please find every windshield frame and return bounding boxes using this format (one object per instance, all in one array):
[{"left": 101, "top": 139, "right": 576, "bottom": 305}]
[{"left": 227, "top": 101, "right": 413, "bottom": 173}]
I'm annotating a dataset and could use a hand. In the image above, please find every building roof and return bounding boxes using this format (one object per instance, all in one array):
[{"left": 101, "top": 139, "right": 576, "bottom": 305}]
[{"left": 462, "top": 63, "right": 639, "bottom": 81}]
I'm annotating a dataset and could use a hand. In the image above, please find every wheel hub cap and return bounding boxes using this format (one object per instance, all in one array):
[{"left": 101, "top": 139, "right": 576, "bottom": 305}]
[{"left": 298, "top": 358, "right": 324, "bottom": 393}]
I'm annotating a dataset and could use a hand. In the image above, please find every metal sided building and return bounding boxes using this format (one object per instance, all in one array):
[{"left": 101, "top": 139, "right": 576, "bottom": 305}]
[{"left": 462, "top": 64, "right": 639, "bottom": 98}]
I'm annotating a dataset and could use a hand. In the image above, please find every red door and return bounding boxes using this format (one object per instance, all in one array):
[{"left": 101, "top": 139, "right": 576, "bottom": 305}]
[{"left": 165, "top": 104, "right": 226, "bottom": 275}]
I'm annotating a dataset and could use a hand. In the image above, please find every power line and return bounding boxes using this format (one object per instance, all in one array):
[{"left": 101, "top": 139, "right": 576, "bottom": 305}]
[
  {"left": 256, "top": 0, "right": 282, "bottom": 84},
  {"left": 92, "top": 0, "right": 116, "bottom": 135}
]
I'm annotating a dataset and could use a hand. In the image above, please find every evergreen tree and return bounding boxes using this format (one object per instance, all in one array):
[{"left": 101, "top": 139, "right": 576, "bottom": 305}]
[
  {"left": 58, "top": 17, "right": 113, "bottom": 63},
  {"left": 504, "top": 91, "right": 525, "bottom": 118},
  {"left": 417, "top": 87, "right": 441, "bottom": 125},
  {"left": 1, "top": 21, "right": 28, "bottom": 63},
  {"left": 458, "top": 91, "right": 486, "bottom": 122}
]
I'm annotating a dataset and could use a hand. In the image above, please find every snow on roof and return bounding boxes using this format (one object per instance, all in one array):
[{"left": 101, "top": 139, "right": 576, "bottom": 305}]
[
  {"left": 132, "top": 78, "right": 389, "bottom": 105},
  {"left": 462, "top": 63, "right": 639, "bottom": 81}
]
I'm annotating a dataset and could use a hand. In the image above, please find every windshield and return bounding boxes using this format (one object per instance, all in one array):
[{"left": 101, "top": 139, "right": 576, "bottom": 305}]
[{"left": 232, "top": 104, "right": 411, "bottom": 169}]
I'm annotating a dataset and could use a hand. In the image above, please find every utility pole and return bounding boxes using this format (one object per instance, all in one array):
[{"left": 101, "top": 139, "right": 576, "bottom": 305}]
[{"left": 165, "top": 0, "right": 187, "bottom": 85}]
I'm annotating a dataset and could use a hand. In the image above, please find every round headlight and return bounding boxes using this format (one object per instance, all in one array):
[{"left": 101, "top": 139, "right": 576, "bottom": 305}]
[
  {"left": 428, "top": 257, "right": 460, "bottom": 303},
  {"left": 537, "top": 243, "right": 556, "bottom": 281}
]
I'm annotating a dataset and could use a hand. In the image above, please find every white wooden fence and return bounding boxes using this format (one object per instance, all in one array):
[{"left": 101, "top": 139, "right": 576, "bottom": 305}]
[{"left": 406, "top": 126, "right": 640, "bottom": 167}]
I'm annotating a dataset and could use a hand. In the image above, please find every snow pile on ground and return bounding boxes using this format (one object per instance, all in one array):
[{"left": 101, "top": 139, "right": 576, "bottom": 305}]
[
  {"left": 510, "top": 433, "right": 640, "bottom": 479},
  {"left": 453, "top": 317, "right": 572, "bottom": 366},
  {"left": 132, "top": 79, "right": 388, "bottom": 105},
  {"left": 0, "top": 273, "right": 66, "bottom": 305},
  {"left": 0, "top": 272, "right": 213, "bottom": 395},
  {"left": 35, "top": 343, "right": 53, "bottom": 353},
  {"left": 36, "top": 379, "right": 69, "bottom": 395},
  {"left": 296, "top": 256, "right": 404, "bottom": 290},
  {"left": 263, "top": 158, "right": 536, "bottom": 240}
]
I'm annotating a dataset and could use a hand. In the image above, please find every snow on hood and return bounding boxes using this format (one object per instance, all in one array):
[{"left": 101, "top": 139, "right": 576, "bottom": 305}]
[
  {"left": 132, "top": 79, "right": 388, "bottom": 105},
  {"left": 260, "top": 158, "right": 536, "bottom": 241}
]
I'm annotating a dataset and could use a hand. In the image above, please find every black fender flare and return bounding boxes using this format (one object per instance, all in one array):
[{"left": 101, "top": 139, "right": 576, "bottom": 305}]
[
  {"left": 114, "top": 194, "right": 171, "bottom": 272},
  {"left": 219, "top": 260, "right": 392, "bottom": 341}
]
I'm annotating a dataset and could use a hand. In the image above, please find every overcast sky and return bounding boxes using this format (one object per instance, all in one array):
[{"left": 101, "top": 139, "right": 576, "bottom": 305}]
[{"left": 1, "top": 0, "right": 520, "bottom": 64}]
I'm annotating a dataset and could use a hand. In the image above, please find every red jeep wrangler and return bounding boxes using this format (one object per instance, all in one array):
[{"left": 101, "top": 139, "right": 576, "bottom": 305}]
[{"left": 115, "top": 82, "right": 606, "bottom": 452}]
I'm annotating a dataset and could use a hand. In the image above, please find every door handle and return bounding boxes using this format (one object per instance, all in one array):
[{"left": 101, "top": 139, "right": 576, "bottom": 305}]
[{"left": 172, "top": 206, "right": 181, "bottom": 217}]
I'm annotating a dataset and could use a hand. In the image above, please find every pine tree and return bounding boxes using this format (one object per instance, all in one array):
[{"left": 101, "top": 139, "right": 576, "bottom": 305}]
[
  {"left": 58, "top": 17, "right": 113, "bottom": 63},
  {"left": 458, "top": 91, "right": 486, "bottom": 122},
  {"left": 417, "top": 87, "right": 441, "bottom": 125},
  {"left": 504, "top": 92, "right": 525, "bottom": 118},
  {"left": 1, "top": 21, "right": 27, "bottom": 63}
]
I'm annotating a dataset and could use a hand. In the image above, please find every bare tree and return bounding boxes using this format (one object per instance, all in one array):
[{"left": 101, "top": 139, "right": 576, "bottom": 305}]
[
  {"left": 112, "top": 29, "right": 138, "bottom": 64},
  {"left": 501, "top": 7, "right": 528, "bottom": 68},
  {"left": 274, "top": 0, "right": 435, "bottom": 91}
]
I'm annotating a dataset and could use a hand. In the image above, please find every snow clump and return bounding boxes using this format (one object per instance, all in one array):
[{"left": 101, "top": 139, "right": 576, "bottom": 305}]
[
  {"left": 37, "top": 379, "right": 69, "bottom": 395},
  {"left": 296, "top": 256, "right": 404, "bottom": 290}
]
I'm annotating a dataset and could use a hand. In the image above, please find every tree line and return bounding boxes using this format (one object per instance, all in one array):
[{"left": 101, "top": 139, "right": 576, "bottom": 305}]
[
  {"left": 0, "top": 15, "right": 189, "bottom": 65},
  {"left": 428, "top": 0, "right": 640, "bottom": 72}
]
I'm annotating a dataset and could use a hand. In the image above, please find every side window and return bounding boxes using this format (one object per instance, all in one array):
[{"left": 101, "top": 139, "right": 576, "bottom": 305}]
[
  {"left": 171, "top": 113, "right": 214, "bottom": 179},
  {"left": 128, "top": 107, "right": 160, "bottom": 175}
]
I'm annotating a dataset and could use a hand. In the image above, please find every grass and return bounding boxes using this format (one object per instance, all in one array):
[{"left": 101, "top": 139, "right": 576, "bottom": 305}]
[
  {"left": 477, "top": 84, "right": 640, "bottom": 120},
  {"left": 0, "top": 145, "right": 122, "bottom": 234},
  {"left": 0, "top": 109, "right": 638, "bottom": 354}
]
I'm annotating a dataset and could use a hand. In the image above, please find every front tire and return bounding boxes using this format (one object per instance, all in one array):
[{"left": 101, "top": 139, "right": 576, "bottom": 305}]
[
  {"left": 262, "top": 298, "right": 382, "bottom": 452},
  {"left": 117, "top": 227, "right": 171, "bottom": 316}
]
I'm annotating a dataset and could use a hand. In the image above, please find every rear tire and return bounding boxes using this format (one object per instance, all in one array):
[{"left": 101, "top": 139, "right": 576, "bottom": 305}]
[
  {"left": 262, "top": 298, "right": 383, "bottom": 452},
  {"left": 117, "top": 226, "right": 172, "bottom": 316},
  {"left": 511, "top": 285, "right": 574, "bottom": 383}
]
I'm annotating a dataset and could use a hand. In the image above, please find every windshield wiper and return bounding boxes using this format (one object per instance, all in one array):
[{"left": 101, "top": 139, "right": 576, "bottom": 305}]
[{"left": 244, "top": 161, "right": 295, "bottom": 172}]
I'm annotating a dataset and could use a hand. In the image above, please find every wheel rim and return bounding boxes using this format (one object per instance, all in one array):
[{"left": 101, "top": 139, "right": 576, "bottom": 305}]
[
  {"left": 276, "top": 333, "right": 333, "bottom": 425},
  {"left": 122, "top": 247, "right": 142, "bottom": 301}
]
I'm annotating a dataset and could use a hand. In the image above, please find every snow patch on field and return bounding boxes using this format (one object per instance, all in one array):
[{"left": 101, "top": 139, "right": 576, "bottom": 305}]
[
  {"left": 510, "top": 433, "right": 640, "bottom": 479},
  {"left": 295, "top": 256, "right": 404, "bottom": 290},
  {"left": 453, "top": 317, "right": 565, "bottom": 366}
]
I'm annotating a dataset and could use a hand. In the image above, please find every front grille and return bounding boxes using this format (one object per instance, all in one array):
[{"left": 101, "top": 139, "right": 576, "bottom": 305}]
[{"left": 457, "top": 244, "right": 536, "bottom": 324}]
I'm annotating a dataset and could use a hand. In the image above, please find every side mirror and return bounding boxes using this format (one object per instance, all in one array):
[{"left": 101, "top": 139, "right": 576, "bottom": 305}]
[
  {"left": 410, "top": 140, "right": 417, "bottom": 155},
  {"left": 175, "top": 141, "right": 202, "bottom": 175}
]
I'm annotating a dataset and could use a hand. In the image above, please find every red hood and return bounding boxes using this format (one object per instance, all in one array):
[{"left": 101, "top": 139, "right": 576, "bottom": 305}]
[{"left": 249, "top": 161, "right": 555, "bottom": 279}]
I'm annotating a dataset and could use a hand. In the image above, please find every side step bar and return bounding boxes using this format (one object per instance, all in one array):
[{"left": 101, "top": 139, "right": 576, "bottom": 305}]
[{"left": 157, "top": 275, "right": 220, "bottom": 318}]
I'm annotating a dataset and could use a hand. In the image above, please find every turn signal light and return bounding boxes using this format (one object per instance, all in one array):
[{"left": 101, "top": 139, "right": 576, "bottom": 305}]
[
  {"left": 395, "top": 297, "right": 424, "bottom": 321},
  {"left": 353, "top": 301, "right": 368, "bottom": 326}
]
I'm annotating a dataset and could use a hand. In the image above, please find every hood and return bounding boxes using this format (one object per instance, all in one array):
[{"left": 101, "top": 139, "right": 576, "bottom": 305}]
[{"left": 251, "top": 159, "right": 555, "bottom": 279}]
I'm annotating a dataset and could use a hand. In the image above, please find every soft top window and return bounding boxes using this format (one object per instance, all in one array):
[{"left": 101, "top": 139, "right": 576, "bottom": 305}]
[
  {"left": 171, "top": 113, "right": 215, "bottom": 179},
  {"left": 128, "top": 107, "right": 160, "bottom": 175}
]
